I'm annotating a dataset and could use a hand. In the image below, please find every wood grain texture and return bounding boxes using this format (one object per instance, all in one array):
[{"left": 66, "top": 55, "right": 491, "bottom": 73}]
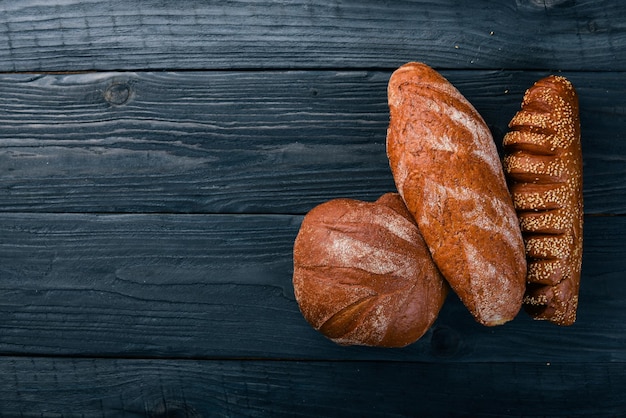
[
  {"left": 0, "top": 70, "right": 623, "bottom": 214},
  {"left": 0, "top": 357, "right": 623, "bottom": 417},
  {"left": 0, "top": 70, "right": 393, "bottom": 214},
  {"left": 0, "top": 1, "right": 623, "bottom": 414},
  {"left": 0, "top": 0, "right": 624, "bottom": 72},
  {"left": 0, "top": 213, "right": 624, "bottom": 362}
]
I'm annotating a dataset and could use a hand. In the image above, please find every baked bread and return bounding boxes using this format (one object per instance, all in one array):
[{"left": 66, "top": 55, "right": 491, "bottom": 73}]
[
  {"left": 503, "top": 75, "right": 583, "bottom": 326},
  {"left": 292, "top": 193, "right": 448, "bottom": 347},
  {"left": 386, "top": 62, "right": 526, "bottom": 326}
]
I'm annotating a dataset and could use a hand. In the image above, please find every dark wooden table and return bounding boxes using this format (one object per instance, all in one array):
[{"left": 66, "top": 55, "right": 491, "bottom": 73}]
[{"left": 1, "top": 1, "right": 624, "bottom": 416}]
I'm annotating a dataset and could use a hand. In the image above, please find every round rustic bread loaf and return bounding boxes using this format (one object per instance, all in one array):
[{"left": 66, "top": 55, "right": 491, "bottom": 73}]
[
  {"left": 386, "top": 62, "right": 527, "bottom": 326},
  {"left": 292, "top": 193, "right": 448, "bottom": 347}
]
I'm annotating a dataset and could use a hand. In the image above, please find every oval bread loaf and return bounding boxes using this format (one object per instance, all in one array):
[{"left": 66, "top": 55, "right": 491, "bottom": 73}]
[
  {"left": 292, "top": 193, "right": 448, "bottom": 347},
  {"left": 386, "top": 62, "right": 527, "bottom": 326},
  {"left": 503, "top": 75, "right": 583, "bottom": 326}
]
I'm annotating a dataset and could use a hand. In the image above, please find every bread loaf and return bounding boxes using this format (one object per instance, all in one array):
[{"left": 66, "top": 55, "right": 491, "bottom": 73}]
[
  {"left": 386, "top": 62, "right": 526, "bottom": 326},
  {"left": 503, "top": 75, "right": 583, "bottom": 326},
  {"left": 292, "top": 193, "right": 448, "bottom": 347}
]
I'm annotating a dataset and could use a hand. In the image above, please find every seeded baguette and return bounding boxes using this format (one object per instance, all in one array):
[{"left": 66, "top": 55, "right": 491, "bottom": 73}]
[
  {"left": 503, "top": 75, "right": 583, "bottom": 326},
  {"left": 386, "top": 62, "right": 527, "bottom": 326}
]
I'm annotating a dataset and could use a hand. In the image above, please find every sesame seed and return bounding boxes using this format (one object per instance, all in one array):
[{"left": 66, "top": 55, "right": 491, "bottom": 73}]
[{"left": 503, "top": 75, "right": 583, "bottom": 325}]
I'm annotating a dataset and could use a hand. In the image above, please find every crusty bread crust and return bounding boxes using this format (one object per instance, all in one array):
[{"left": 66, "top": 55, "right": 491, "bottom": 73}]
[
  {"left": 292, "top": 193, "right": 448, "bottom": 347},
  {"left": 503, "top": 75, "right": 583, "bottom": 326},
  {"left": 386, "top": 62, "right": 526, "bottom": 326}
]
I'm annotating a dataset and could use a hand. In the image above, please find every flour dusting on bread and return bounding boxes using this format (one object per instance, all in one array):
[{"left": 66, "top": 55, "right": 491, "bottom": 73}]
[
  {"left": 386, "top": 62, "right": 526, "bottom": 326},
  {"left": 293, "top": 193, "right": 448, "bottom": 347}
]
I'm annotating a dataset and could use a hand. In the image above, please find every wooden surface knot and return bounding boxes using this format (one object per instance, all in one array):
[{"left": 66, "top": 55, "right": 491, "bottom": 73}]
[{"left": 104, "top": 82, "right": 132, "bottom": 106}]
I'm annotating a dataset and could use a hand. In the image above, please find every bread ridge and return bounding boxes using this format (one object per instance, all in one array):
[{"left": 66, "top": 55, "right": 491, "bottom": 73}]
[
  {"left": 292, "top": 193, "right": 448, "bottom": 347},
  {"left": 385, "top": 62, "right": 527, "bottom": 326},
  {"left": 503, "top": 75, "right": 583, "bottom": 326}
]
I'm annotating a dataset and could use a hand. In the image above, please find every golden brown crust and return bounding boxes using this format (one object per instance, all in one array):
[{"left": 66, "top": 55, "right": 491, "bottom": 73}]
[
  {"left": 385, "top": 62, "right": 527, "bottom": 326},
  {"left": 503, "top": 75, "right": 583, "bottom": 326},
  {"left": 292, "top": 193, "right": 448, "bottom": 347}
]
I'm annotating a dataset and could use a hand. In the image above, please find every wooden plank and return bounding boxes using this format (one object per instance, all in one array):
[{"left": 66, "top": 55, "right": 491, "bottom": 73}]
[
  {"left": 0, "top": 213, "right": 624, "bottom": 362},
  {"left": 0, "top": 70, "right": 623, "bottom": 215},
  {"left": 0, "top": 70, "right": 393, "bottom": 214},
  {"left": 0, "top": 1, "right": 624, "bottom": 72},
  {"left": 0, "top": 356, "right": 623, "bottom": 417}
]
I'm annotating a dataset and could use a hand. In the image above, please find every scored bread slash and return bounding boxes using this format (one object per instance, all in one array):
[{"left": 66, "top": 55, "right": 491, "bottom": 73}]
[
  {"left": 518, "top": 209, "right": 569, "bottom": 234},
  {"left": 503, "top": 75, "right": 583, "bottom": 326},
  {"left": 292, "top": 193, "right": 448, "bottom": 348}
]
